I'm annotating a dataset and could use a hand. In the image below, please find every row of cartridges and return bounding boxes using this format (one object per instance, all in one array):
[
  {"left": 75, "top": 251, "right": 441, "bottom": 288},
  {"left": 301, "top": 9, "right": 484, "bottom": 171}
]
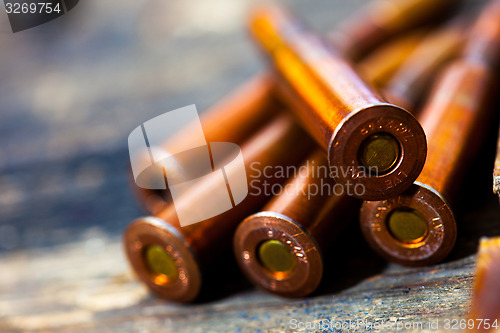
[{"left": 122, "top": 0, "right": 500, "bottom": 305}]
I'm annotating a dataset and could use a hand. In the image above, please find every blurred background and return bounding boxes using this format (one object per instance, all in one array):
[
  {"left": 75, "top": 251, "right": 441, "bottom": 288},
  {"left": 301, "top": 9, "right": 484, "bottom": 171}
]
[
  {"left": 0, "top": 0, "right": 374, "bottom": 252},
  {"left": 0, "top": 0, "right": 495, "bottom": 331}
]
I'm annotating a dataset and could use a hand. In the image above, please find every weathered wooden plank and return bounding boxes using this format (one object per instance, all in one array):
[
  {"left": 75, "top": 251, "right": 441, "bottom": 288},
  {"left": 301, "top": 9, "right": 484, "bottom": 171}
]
[{"left": 0, "top": 236, "right": 479, "bottom": 332}]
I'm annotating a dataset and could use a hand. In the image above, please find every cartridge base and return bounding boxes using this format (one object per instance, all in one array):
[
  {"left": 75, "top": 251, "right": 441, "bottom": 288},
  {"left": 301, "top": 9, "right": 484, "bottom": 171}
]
[
  {"left": 359, "top": 182, "right": 456, "bottom": 266},
  {"left": 329, "top": 104, "right": 427, "bottom": 201},
  {"left": 123, "top": 217, "right": 201, "bottom": 302},
  {"left": 233, "top": 212, "right": 323, "bottom": 298}
]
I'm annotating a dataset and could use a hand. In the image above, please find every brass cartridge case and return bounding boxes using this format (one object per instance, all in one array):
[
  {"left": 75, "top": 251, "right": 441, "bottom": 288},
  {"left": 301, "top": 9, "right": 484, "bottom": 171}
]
[
  {"left": 133, "top": 74, "right": 279, "bottom": 215},
  {"left": 386, "top": 19, "right": 465, "bottom": 111},
  {"left": 360, "top": 0, "right": 500, "bottom": 266},
  {"left": 234, "top": 151, "right": 357, "bottom": 297},
  {"left": 358, "top": 29, "right": 428, "bottom": 89},
  {"left": 124, "top": 115, "right": 314, "bottom": 302},
  {"left": 132, "top": 0, "right": 459, "bottom": 213},
  {"left": 469, "top": 237, "right": 500, "bottom": 332},
  {"left": 249, "top": 6, "right": 427, "bottom": 201},
  {"left": 486, "top": 1, "right": 500, "bottom": 202},
  {"left": 131, "top": 0, "right": 459, "bottom": 213},
  {"left": 331, "top": 0, "right": 459, "bottom": 61},
  {"left": 494, "top": 137, "right": 500, "bottom": 202},
  {"left": 232, "top": 18, "right": 459, "bottom": 296},
  {"left": 125, "top": 0, "right": 458, "bottom": 302}
]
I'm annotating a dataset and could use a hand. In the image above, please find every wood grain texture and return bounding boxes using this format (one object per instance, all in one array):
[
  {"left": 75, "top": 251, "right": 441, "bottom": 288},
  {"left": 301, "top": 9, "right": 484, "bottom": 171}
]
[{"left": 0, "top": 237, "right": 481, "bottom": 332}]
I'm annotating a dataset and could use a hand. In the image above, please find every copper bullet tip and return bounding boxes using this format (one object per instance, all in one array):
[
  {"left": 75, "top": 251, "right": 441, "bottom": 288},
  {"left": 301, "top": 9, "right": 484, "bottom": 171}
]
[
  {"left": 233, "top": 212, "right": 323, "bottom": 298},
  {"left": 359, "top": 183, "right": 457, "bottom": 266},
  {"left": 123, "top": 217, "right": 201, "bottom": 302}
]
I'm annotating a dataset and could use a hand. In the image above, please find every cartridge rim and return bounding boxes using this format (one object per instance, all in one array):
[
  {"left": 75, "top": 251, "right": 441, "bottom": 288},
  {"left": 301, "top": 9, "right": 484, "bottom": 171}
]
[
  {"left": 233, "top": 211, "right": 323, "bottom": 298},
  {"left": 359, "top": 183, "right": 456, "bottom": 266},
  {"left": 123, "top": 217, "right": 202, "bottom": 302},
  {"left": 329, "top": 104, "right": 427, "bottom": 201}
]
